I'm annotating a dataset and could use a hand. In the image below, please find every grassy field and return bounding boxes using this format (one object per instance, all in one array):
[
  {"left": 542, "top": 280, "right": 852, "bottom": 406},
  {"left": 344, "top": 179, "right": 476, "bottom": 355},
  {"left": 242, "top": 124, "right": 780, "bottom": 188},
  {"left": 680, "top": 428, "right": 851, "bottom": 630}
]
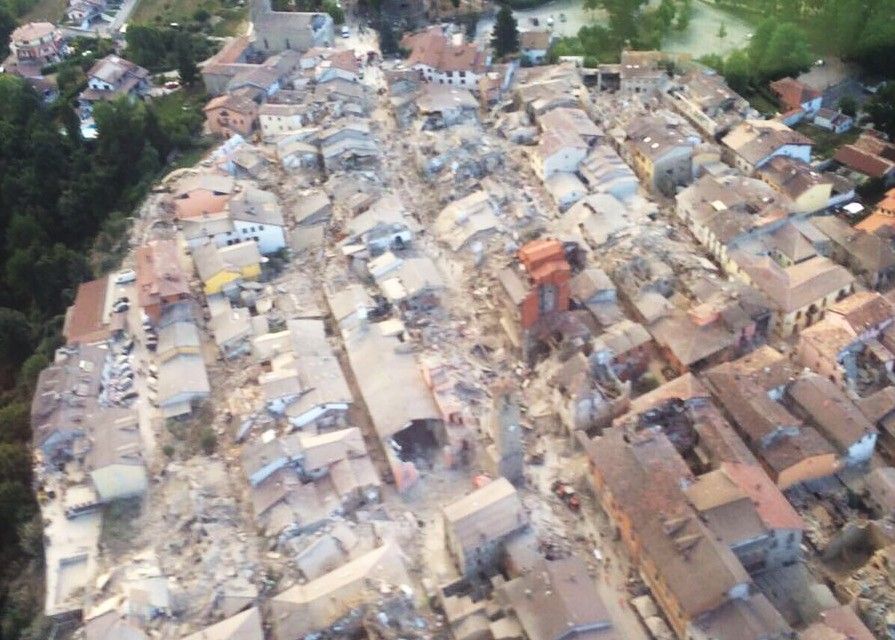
[
  {"left": 795, "top": 121, "right": 861, "bottom": 159},
  {"left": 130, "top": 0, "right": 247, "bottom": 35},
  {"left": 22, "top": 0, "right": 67, "bottom": 23}
]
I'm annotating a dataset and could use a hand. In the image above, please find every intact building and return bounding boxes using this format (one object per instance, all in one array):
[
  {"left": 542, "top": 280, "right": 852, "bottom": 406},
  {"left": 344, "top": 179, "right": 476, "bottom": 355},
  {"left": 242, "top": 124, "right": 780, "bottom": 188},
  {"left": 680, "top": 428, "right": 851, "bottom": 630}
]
[{"left": 443, "top": 478, "right": 528, "bottom": 578}]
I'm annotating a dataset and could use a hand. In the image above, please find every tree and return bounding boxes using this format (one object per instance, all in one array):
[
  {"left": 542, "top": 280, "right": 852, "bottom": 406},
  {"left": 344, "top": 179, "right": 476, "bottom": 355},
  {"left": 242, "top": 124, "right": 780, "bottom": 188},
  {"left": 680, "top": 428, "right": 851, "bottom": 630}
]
[
  {"left": 867, "top": 83, "right": 895, "bottom": 138},
  {"left": 839, "top": 95, "right": 858, "bottom": 117},
  {"left": 199, "top": 427, "right": 217, "bottom": 455},
  {"left": 747, "top": 18, "right": 776, "bottom": 66},
  {"left": 717, "top": 22, "right": 727, "bottom": 40},
  {"left": 697, "top": 53, "right": 725, "bottom": 72},
  {"left": 0, "top": 309, "right": 32, "bottom": 380},
  {"left": 491, "top": 3, "right": 520, "bottom": 59},
  {"left": 376, "top": 19, "right": 399, "bottom": 55},
  {"left": 723, "top": 49, "right": 752, "bottom": 95},
  {"left": 322, "top": 0, "right": 344, "bottom": 24},
  {"left": 0, "top": 402, "right": 29, "bottom": 444},
  {"left": 674, "top": 0, "right": 691, "bottom": 30},
  {"left": 176, "top": 35, "right": 199, "bottom": 86},
  {"left": 0, "top": 6, "right": 15, "bottom": 51},
  {"left": 758, "top": 22, "right": 812, "bottom": 80}
]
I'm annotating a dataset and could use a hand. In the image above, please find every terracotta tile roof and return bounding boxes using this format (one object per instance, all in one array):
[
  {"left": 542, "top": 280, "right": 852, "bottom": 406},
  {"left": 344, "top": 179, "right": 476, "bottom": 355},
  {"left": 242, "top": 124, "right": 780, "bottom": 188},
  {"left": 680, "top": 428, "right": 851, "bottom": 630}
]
[
  {"left": 327, "top": 48, "right": 358, "bottom": 73},
  {"left": 769, "top": 76, "right": 820, "bottom": 111},
  {"left": 834, "top": 132, "right": 895, "bottom": 178},
  {"left": 813, "top": 215, "right": 895, "bottom": 273},
  {"left": 786, "top": 373, "right": 877, "bottom": 454},
  {"left": 854, "top": 210, "right": 895, "bottom": 235},
  {"left": 63, "top": 276, "right": 110, "bottom": 345},
  {"left": 582, "top": 428, "right": 749, "bottom": 620},
  {"left": 801, "top": 605, "right": 875, "bottom": 640},
  {"left": 135, "top": 240, "right": 189, "bottom": 310},
  {"left": 204, "top": 93, "right": 258, "bottom": 116},
  {"left": 703, "top": 347, "right": 838, "bottom": 483},
  {"left": 402, "top": 26, "right": 485, "bottom": 74},
  {"left": 520, "top": 29, "right": 551, "bottom": 51},
  {"left": 734, "top": 253, "right": 854, "bottom": 314},
  {"left": 173, "top": 190, "right": 232, "bottom": 219},
  {"left": 834, "top": 145, "right": 895, "bottom": 178},
  {"left": 828, "top": 291, "right": 895, "bottom": 333}
]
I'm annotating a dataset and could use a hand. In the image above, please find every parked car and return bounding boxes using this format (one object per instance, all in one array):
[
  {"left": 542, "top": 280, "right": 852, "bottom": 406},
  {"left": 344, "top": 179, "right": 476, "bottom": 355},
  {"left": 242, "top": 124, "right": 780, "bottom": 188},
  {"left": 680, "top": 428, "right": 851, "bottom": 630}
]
[
  {"left": 114, "top": 269, "right": 136, "bottom": 284},
  {"left": 340, "top": 26, "right": 350, "bottom": 38}
]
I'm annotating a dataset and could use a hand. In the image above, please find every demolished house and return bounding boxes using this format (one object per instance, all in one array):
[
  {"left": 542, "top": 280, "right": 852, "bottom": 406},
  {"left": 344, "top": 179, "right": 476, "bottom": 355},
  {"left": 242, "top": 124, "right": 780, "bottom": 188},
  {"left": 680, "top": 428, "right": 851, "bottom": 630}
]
[
  {"left": 345, "top": 322, "right": 442, "bottom": 491},
  {"left": 435, "top": 190, "right": 501, "bottom": 253},
  {"left": 243, "top": 426, "right": 380, "bottom": 538},
  {"left": 342, "top": 195, "right": 420, "bottom": 255},
  {"left": 270, "top": 543, "right": 409, "bottom": 640}
]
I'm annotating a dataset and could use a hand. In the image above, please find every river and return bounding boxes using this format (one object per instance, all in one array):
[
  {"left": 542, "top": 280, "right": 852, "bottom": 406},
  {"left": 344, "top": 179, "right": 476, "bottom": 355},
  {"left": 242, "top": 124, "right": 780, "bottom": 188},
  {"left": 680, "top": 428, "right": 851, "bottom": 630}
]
[{"left": 475, "top": 0, "right": 754, "bottom": 59}]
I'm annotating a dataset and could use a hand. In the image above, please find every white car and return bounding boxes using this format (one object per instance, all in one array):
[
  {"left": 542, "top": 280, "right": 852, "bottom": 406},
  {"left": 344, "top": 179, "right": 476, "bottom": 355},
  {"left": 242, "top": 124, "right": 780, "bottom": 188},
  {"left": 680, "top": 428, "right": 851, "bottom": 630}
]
[
  {"left": 114, "top": 269, "right": 136, "bottom": 284},
  {"left": 340, "top": 26, "right": 350, "bottom": 38}
]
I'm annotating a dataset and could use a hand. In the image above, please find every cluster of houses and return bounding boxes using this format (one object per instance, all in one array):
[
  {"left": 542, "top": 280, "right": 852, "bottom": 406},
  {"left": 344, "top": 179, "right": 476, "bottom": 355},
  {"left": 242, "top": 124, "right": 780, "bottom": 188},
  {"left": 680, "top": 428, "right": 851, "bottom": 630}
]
[
  {"left": 21, "top": 2, "right": 895, "bottom": 637},
  {"left": 3, "top": 21, "right": 152, "bottom": 137},
  {"left": 380, "top": 40, "right": 895, "bottom": 640}
]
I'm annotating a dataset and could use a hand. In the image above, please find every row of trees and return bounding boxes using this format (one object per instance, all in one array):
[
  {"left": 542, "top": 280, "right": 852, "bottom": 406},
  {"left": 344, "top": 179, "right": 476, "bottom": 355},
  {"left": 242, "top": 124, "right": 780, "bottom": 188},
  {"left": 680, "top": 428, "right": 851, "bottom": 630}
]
[
  {"left": 708, "top": 0, "right": 895, "bottom": 76},
  {"left": 698, "top": 19, "right": 813, "bottom": 95},
  {"left": 124, "top": 25, "right": 212, "bottom": 74},
  {"left": 550, "top": 0, "right": 693, "bottom": 66},
  {"left": 0, "top": 0, "right": 41, "bottom": 52},
  {"left": 269, "top": 0, "right": 346, "bottom": 24},
  {"left": 0, "top": 65, "right": 204, "bottom": 638}
]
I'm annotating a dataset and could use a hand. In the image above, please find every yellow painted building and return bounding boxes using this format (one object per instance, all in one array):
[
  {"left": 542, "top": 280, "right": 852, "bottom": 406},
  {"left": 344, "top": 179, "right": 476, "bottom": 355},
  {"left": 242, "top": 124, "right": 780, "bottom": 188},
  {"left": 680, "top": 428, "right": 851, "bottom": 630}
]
[{"left": 192, "top": 241, "right": 262, "bottom": 295}]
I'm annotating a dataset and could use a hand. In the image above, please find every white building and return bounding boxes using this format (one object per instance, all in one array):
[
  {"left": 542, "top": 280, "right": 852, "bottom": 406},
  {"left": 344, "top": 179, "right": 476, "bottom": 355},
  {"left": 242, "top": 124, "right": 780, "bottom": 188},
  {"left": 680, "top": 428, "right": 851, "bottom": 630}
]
[
  {"left": 228, "top": 187, "right": 287, "bottom": 254},
  {"left": 401, "top": 26, "right": 486, "bottom": 90}
]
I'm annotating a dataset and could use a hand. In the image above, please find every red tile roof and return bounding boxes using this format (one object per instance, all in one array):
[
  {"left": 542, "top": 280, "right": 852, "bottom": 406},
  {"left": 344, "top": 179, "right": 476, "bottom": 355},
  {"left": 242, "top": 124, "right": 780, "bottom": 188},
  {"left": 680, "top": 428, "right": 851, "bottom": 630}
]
[
  {"left": 834, "top": 132, "right": 895, "bottom": 178},
  {"left": 136, "top": 240, "right": 189, "bottom": 311},
  {"left": 63, "top": 276, "right": 110, "bottom": 345},
  {"left": 402, "top": 26, "right": 485, "bottom": 75},
  {"left": 769, "top": 77, "right": 821, "bottom": 111}
]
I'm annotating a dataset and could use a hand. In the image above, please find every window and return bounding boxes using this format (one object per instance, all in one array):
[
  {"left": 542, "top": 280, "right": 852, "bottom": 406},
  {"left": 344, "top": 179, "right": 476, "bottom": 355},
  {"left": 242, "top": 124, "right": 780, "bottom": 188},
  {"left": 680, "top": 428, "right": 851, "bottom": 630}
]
[{"left": 258, "top": 225, "right": 264, "bottom": 230}]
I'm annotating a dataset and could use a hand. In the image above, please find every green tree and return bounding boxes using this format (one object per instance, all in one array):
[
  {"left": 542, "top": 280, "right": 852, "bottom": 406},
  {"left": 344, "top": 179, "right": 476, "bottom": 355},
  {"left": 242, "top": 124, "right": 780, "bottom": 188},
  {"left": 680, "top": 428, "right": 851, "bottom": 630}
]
[
  {"left": 322, "top": 0, "right": 345, "bottom": 23},
  {"left": 867, "top": 83, "right": 895, "bottom": 138},
  {"left": 176, "top": 35, "right": 200, "bottom": 86},
  {"left": 376, "top": 19, "right": 399, "bottom": 55},
  {"left": 758, "top": 22, "right": 812, "bottom": 80},
  {"left": 674, "top": 0, "right": 691, "bottom": 30},
  {"left": 717, "top": 22, "right": 727, "bottom": 40},
  {"left": 697, "top": 53, "right": 725, "bottom": 72},
  {"left": 0, "top": 309, "right": 32, "bottom": 380},
  {"left": 491, "top": 3, "right": 520, "bottom": 58},
  {"left": 838, "top": 95, "right": 858, "bottom": 117},
  {"left": 0, "top": 402, "right": 30, "bottom": 443},
  {"left": 18, "top": 353, "right": 48, "bottom": 393},
  {"left": 0, "top": 443, "right": 31, "bottom": 485},
  {"left": 723, "top": 49, "right": 752, "bottom": 94},
  {"left": 747, "top": 18, "right": 776, "bottom": 66},
  {"left": 199, "top": 427, "right": 217, "bottom": 455},
  {"left": 0, "top": 6, "right": 15, "bottom": 50}
]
